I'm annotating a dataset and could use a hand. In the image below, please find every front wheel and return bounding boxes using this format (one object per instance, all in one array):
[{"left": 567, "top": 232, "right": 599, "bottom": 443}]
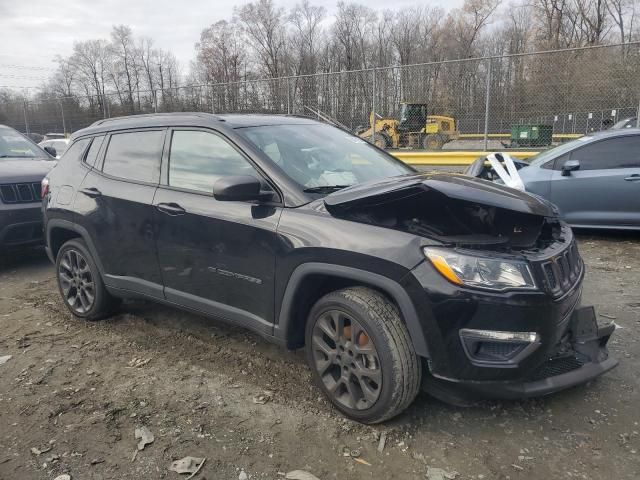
[{"left": 305, "top": 287, "right": 422, "bottom": 423}]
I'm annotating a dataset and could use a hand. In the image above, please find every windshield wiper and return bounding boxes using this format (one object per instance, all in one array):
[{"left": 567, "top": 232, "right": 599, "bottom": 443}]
[
  {"left": 0, "top": 155, "right": 33, "bottom": 158},
  {"left": 303, "top": 185, "right": 352, "bottom": 193}
]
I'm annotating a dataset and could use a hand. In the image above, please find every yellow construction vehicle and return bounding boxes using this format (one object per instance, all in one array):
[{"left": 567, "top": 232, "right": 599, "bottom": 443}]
[{"left": 357, "top": 103, "right": 459, "bottom": 150}]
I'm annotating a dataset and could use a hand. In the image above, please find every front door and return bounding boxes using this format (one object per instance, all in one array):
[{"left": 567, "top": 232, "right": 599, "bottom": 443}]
[
  {"left": 153, "top": 128, "right": 282, "bottom": 335},
  {"left": 549, "top": 135, "right": 640, "bottom": 227}
]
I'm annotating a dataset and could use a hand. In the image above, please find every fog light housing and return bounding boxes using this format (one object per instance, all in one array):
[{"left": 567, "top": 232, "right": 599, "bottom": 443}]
[{"left": 459, "top": 329, "right": 541, "bottom": 367}]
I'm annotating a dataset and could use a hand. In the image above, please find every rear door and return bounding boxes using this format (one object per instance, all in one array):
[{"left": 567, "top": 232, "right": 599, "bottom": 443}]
[
  {"left": 76, "top": 128, "right": 166, "bottom": 298},
  {"left": 153, "top": 128, "right": 282, "bottom": 334},
  {"left": 548, "top": 135, "right": 640, "bottom": 227}
]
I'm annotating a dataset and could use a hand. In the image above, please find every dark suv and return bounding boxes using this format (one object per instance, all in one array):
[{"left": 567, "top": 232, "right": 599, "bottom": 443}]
[
  {"left": 1, "top": 124, "right": 56, "bottom": 247},
  {"left": 43, "top": 113, "right": 617, "bottom": 423}
]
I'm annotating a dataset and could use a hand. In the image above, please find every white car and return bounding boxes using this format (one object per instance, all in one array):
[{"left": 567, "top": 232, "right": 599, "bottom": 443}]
[{"left": 38, "top": 138, "right": 70, "bottom": 159}]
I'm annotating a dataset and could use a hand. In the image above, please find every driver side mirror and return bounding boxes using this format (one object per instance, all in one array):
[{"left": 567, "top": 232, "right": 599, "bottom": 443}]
[
  {"left": 561, "top": 159, "right": 580, "bottom": 176},
  {"left": 43, "top": 146, "right": 57, "bottom": 158},
  {"left": 213, "top": 175, "right": 272, "bottom": 202}
]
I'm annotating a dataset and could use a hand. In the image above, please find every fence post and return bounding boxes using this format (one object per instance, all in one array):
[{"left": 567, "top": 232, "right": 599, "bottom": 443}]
[
  {"left": 286, "top": 77, "right": 291, "bottom": 115},
  {"left": 153, "top": 90, "right": 158, "bottom": 113},
  {"left": 22, "top": 99, "right": 30, "bottom": 135},
  {"left": 483, "top": 58, "right": 492, "bottom": 152},
  {"left": 636, "top": 98, "right": 640, "bottom": 128},
  {"left": 371, "top": 69, "right": 376, "bottom": 143},
  {"left": 59, "top": 100, "right": 66, "bottom": 134}
]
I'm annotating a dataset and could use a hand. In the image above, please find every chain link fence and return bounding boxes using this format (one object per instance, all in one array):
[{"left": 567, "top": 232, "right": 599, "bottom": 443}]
[{"left": 3, "top": 43, "right": 640, "bottom": 150}]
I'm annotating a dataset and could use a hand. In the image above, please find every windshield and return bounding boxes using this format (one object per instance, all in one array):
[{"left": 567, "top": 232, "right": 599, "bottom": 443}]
[
  {"left": 0, "top": 128, "right": 45, "bottom": 159},
  {"left": 527, "top": 136, "right": 593, "bottom": 167},
  {"left": 237, "top": 124, "right": 413, "bottom": 192},
  {"left": 611, "top": 117, "right": 637, "bottom": 129}
]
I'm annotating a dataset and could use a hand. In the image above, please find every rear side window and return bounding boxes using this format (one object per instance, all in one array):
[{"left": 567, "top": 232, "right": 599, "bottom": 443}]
[
  {"left": 102, "top": 130, "right": 164, "bottom": 183},
  {"left": 168, "top": 130, "right": 262, "bottom": 193},
  {"left": 84, "top": 135, "right": 105, "bottom": 167},
  {"left": 570, "top": 136, "right": 640, "bottom": 170},
  {"left": 60, "top": 138, "right": 90, "bottom": 163}
]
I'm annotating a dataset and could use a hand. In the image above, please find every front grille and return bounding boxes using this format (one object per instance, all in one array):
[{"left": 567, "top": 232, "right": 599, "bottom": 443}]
[
  {"left": 0, "top": 182, "right": 41, "bottom": 204},
  {"left": 535, "top": 242, "right": 582, "bottom": 297},
  {"left": 526, "top": 355, "right": 585, "bottom": 382}
]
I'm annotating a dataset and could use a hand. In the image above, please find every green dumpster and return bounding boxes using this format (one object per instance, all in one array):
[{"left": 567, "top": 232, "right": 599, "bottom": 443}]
[{"left": 510, "top": 124, "right": 554, "bottom": 147}]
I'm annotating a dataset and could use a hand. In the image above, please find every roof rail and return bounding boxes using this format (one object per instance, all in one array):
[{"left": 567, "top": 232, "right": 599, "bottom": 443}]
[{"left": 89, "top": 112, "right": 221, "bottom": 127}]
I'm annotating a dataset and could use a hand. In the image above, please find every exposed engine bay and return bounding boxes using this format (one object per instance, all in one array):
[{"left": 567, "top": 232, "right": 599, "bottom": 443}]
[{"left": 323, "top": 173, "right": 563, "bottom": 252}]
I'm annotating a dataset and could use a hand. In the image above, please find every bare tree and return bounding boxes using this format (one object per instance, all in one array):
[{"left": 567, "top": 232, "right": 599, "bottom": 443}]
[
  {"left": 236, "top": 0, "right": 287, "bottom": 78},
  {"left": 110, "top": 25, "right": 137, "bottom": 111}
]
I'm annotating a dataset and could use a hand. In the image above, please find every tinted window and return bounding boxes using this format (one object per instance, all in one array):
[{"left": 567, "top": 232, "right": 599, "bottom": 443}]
[
  {"left": 60, "top": 138, "right": 90, "bottom": 164},
  {"left": 84, "top": 135, "right": 105, "bottom": 167},
  {"left": 169, "top": 130, "right": 261, "bottom": 193},
  {"left": 570, "top": 136, "right": 640, "bottom": 170},
  {"left": 103, "top": 130, "right": 163, "bottom": 183}
]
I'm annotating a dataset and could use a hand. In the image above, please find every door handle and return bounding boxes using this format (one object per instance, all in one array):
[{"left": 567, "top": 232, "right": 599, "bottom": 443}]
[
  {"left": 156, "top": 202, "right": 186, "bottom": 216},
  {"left": 80, "top": 187, "right": 102, "bottom": 198},
  {"left": 624, "top": 174, "right": 640, "bottom": 181}
]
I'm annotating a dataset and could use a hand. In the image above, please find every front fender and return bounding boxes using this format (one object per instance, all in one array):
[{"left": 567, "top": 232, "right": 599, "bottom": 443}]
[{"left": 274, "top": 262, "right": 430, "bottom": 358}]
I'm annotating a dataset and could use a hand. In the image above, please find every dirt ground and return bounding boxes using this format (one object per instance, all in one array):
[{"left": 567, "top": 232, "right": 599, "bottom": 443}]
[{"left": 1, "top": 232, "right": 639, "bottom": 480}]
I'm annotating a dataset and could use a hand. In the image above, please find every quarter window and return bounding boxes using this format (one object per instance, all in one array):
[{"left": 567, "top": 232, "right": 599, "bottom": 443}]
[
  {"left": 102, "top": 130, "right": 163, "bottom": 183},
  {"left": 60, "top": 138, "right": 90, "bottom": 163},
  {"left": 570, "top": 136, "right": 640, "bottom": 170},
  {"left": 168, "top": 130, "right": 262, "bottom": 193},
  {"left": 84, "top": 135, "right": 105, "bottom": 167}
]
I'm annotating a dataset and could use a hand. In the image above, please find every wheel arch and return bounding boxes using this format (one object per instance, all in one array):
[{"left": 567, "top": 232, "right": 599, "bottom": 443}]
[
  {"left": 275, "top": 263, "right": 430, "bottom": 358},
  {"left": 46, "top": 219, "right": 106, "bottom": 274}
]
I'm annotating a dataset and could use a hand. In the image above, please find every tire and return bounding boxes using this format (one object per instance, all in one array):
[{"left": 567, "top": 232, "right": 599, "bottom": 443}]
[
  {"left": 422, "top": 134, "right": 444, "bottom": 150},
  {"left": 371, "top": 133, "right": 388, "bottom": 149},
  {"left": 305, "top": 287, "right": 422, "bottom": 423},
  {"left": 55, "top": 238, "right": 118, "bottom": 321}
]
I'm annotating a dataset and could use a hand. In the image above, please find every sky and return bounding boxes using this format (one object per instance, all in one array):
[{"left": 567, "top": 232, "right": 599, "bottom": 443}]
[{"left": 0, "top": 0, "right": 462, "bottom": 92}]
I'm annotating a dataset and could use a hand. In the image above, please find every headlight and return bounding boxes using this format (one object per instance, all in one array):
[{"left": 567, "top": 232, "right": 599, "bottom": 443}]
[{"left": 424, "top": 247, "right": 536, "bottom": 291}]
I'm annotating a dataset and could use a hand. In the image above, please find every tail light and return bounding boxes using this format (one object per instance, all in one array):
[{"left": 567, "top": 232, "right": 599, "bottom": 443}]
[{"left": 41, "top": 177, "right": 49, "bottom": 198}]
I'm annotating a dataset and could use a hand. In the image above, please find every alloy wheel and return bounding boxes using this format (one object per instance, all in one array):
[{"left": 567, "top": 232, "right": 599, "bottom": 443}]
[
  {"left": 58, "top": 248, "right": 96, "bottom": 315},
  {"left": 311, "top": 309, "right": 382, "bottom": 410}
]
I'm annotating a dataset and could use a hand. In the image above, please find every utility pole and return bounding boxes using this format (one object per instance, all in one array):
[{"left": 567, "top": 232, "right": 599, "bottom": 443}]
[
  {"left": 22, "top": 99, "right": 30, "bottom": 135},
  {"left": 59, "top": 100, "right": 66, "bottom": 135}
]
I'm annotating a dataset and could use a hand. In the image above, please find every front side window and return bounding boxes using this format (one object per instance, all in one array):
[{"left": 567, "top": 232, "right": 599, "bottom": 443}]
[
  {"left": 102, "top": 130, "right": 163, "bottom": 183},
  {"left": 571, "top": 136, "right": 640, "bottom": 170},
  {"left": 237, "top": 123, "right": 413, "bottom": 192},
  {"left": 169, "top": 130, "right": 262, "bottom": 193}
]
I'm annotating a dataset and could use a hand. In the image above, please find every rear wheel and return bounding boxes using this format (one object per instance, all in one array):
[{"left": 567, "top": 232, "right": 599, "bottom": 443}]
[
  {"left": 55, "top": 239, "right": 118, "bottom": 320},
  {"left": 371, "top": 133, "right": 388, "bottom": 149},
  {"left": 305, "top": 287, "right": 421, "bottom": 423},
  {"left": 422, "top": 134, "right": 445, "bottom": 150}
]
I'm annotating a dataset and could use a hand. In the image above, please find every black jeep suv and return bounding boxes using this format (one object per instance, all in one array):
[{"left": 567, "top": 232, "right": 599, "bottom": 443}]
[
  {"left": 43, "top": 113, "right": 617, "bottom": 423},
  {"left": 1, "top": 124, "right": 56, "bottom": 247}
]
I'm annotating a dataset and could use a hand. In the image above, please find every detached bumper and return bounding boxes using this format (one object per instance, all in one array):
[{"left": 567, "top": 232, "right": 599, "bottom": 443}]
[{"left": 424, "top": 306, "right": 618, "bottom": 402}]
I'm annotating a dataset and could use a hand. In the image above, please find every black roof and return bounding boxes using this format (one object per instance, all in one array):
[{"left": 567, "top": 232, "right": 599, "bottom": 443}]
[{"left": 72, "top": 112, "right": 319, "bottom": 139}]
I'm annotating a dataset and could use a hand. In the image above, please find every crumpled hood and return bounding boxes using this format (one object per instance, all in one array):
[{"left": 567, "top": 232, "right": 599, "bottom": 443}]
[
  {"left": 324, "top": 172, "right": 555, "bottom": 217},
  {"left": 0, "top": 158, "right": 56, "bottom": 184}
]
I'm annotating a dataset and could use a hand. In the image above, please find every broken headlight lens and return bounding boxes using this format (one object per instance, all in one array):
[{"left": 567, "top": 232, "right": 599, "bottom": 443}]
[{"left": 424, "top": 247, "right": 536, "bottom": 291}]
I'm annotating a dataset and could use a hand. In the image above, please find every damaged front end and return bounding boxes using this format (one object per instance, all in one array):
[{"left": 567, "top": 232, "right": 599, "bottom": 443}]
[
  {"left": 323, "top": 173, "right": 617, "bottom": 401},
  {"left": 324, "top": 172, "right": 562, "bottom": 252}
]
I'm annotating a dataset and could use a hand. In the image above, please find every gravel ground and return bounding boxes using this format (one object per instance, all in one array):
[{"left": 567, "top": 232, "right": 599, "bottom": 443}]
[{"left": 0, "top": 231, "right": 639, "bottom": 480}]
